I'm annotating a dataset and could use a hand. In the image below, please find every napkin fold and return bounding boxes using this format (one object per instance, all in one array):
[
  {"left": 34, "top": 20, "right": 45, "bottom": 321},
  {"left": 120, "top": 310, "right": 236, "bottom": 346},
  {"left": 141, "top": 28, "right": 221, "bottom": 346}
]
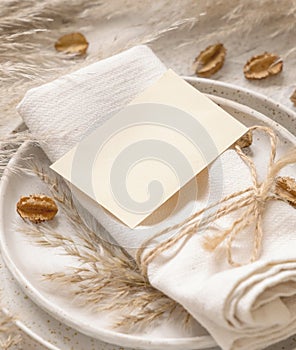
[
  {"left": 18, "top": 45, "right": 166, "bottom": 163},
  {"left": 17, "top": 45, "right": 296, "bottom": 350}
]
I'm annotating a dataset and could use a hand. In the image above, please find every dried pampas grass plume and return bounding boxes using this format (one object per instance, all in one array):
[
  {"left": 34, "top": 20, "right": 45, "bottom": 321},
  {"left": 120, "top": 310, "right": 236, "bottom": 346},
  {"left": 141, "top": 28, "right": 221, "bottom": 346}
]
[
  {"left": 0, "top": 0, "right": 198, "bottom": 128},
  {"left": 0, "top": 131, "right": 33, "bottom": 176},
  {"left": 0, "top": 309, "right": 21, "bottom": 349},
  {"left": 2, "top": 0, "right": 296, "bottom": 131},
  {"left": 2, "top": 0, "right": 296, "bottom": 342},
  {"left": 17, "top": 161, "right": 192, "bottom": 331}
]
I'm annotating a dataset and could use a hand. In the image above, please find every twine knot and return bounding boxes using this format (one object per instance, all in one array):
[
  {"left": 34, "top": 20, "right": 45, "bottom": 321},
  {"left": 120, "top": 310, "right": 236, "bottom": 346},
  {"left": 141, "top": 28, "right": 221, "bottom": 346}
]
[
  {"left": 136, "top": 126, "right": 296, "bottom": 276},
  {"left": 254, "top": 188, "right": 268, "bottom": 206}
]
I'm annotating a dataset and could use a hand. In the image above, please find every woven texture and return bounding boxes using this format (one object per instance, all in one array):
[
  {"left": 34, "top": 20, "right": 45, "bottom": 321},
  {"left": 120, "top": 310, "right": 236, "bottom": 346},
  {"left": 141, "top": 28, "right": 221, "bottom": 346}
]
[
  {"left": 17, "top": 46, "right": 296, "bottom": 350},
  {"left": 3, "top": 1, "right": 296, "bottom": 349},
  {"left": 18, "top": 45, "right": 166, "bottom": 162}
]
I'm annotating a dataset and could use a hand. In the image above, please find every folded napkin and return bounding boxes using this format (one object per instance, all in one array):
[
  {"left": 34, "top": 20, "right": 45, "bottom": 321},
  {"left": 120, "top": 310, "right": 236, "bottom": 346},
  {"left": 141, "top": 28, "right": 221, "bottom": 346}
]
[{"left": 17, "top": 45, "right": 296, "bottom": 350}]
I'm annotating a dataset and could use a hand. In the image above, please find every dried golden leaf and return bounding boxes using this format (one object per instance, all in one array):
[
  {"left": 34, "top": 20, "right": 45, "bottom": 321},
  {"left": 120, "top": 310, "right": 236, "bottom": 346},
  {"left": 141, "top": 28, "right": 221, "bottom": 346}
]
[
  {"left": 244, "top": 53, "right": 283, "bottom": 80},
  {"left": 17, "top": 194, "right": 58, "bottom": 223},
  {"left": 290, "top": 89, "right": 296, "bottom": 107},
  {"left": 55, "top": 32, "right": 88, "bottom": 55},
  {"left": 193, "top": 43, "right": 226, "bottom": 78},
  {"left": 236, "top": 130, "right": 253, "bottom": 148},
  {"left": 275, "top": 176, "right": 296, "bottom": 208}
]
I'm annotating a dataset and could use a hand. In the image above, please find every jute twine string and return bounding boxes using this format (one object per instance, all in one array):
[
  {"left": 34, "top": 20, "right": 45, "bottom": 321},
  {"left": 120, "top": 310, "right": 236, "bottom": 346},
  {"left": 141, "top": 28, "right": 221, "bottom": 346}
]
[{"left": 136, "top": 125, "right": 296, "bottom": 276}]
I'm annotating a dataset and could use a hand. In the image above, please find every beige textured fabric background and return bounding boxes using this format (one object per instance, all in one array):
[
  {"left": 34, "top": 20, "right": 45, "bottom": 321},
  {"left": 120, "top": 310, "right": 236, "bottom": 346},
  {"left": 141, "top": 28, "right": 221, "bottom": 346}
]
[{"left": 1, "top": 0, "right": 296, "bottom": 349}]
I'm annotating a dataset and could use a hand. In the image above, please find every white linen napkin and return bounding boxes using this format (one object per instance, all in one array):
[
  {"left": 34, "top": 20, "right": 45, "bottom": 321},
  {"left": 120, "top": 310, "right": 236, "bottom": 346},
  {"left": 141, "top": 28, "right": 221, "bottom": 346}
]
[{"left": 17, "top": 45, "right": 296, "bottom": 350}]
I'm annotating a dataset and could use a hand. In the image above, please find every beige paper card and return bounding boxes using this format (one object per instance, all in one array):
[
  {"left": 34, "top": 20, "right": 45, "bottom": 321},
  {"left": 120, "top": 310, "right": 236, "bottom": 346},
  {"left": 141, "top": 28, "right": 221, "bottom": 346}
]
[{"left": 51, "top": 70, "right": 248, "bottom": 228}]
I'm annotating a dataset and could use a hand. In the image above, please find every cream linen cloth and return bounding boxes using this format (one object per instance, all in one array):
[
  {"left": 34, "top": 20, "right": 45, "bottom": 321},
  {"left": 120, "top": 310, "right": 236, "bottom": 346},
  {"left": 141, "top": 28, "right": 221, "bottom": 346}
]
[{"left": 17, "top": 45, "right": 296, "bottom": 350}]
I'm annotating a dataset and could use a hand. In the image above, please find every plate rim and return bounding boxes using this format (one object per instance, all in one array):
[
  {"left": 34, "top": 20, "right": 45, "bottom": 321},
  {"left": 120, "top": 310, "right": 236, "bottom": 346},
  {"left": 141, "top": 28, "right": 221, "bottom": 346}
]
[
  {"left": 0, "top": 139, "right": 217, "bottom": 350},
  {"left": 184, "top": 76, "right": 296, "bottom": 130},
  {"left": 1, "top": 77, "right": 296, "bottom": 349}
]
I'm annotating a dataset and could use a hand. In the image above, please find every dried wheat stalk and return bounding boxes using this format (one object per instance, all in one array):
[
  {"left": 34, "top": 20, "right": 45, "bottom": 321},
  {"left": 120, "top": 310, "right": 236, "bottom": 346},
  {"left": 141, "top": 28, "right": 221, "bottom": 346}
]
[{"left": 18, "top": 162, "right": 192, "bottom": 331}]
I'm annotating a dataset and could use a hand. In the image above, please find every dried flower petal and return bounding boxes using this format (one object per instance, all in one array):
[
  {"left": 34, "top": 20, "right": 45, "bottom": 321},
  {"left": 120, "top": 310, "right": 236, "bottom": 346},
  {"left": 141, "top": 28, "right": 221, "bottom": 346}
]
[
  {"left": 290, "top": 89, "right": 296, "bottom": 107},
  {"left": 55, "top": 32, "right": 88, "bottom": 55},
  {"left": 236, "top": 130, "right": 253, "bottom": 148},
  {"left": 17, "top": 194, "right": 58, "bottom": 223},
  {"left": 275, "top": 176, "right": 296, "bottom": 208},
  {"left": 193, "top": 43, "right": 226, "bottom": 78},
  {"left": 244, "top": 53, "right": 283, "bottom": 80}
]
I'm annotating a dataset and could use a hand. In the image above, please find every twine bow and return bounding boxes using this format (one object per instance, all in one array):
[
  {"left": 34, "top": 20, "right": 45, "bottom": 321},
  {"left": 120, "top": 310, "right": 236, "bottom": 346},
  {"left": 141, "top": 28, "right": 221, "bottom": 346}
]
[{"left": 136, "top": 126, "right": 296, "bottom": 276}]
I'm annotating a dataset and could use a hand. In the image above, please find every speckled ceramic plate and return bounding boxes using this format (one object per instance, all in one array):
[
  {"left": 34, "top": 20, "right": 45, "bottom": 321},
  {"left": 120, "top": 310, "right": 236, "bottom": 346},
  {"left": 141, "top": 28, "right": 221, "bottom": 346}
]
[{"left": 1, "top": 78, "right": 296, "bottom": 350}]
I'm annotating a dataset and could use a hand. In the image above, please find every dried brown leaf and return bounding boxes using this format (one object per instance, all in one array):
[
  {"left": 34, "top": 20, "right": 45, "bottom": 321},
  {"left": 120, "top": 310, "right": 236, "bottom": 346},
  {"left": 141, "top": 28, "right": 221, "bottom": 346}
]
[
  {"left": 236, "top": 130, "right": 253, "bottom": 148},
  {"left": 275, "top": 176, "right": 296, "bottom": 208},
  {"left": 244, "top": 53, "right": 283, "bottom": 80},
  {"left": 17, "top": 194, "right": 58, "bottom": 223},
  {"left": 54, "top": 32, "right": 89, "bottom": 55},
  {"left": 290, "top": 89, "right": 296, "bottom": 107},
  {"left": 193, "top": 43, "right": 226, "bottom": 78}
]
